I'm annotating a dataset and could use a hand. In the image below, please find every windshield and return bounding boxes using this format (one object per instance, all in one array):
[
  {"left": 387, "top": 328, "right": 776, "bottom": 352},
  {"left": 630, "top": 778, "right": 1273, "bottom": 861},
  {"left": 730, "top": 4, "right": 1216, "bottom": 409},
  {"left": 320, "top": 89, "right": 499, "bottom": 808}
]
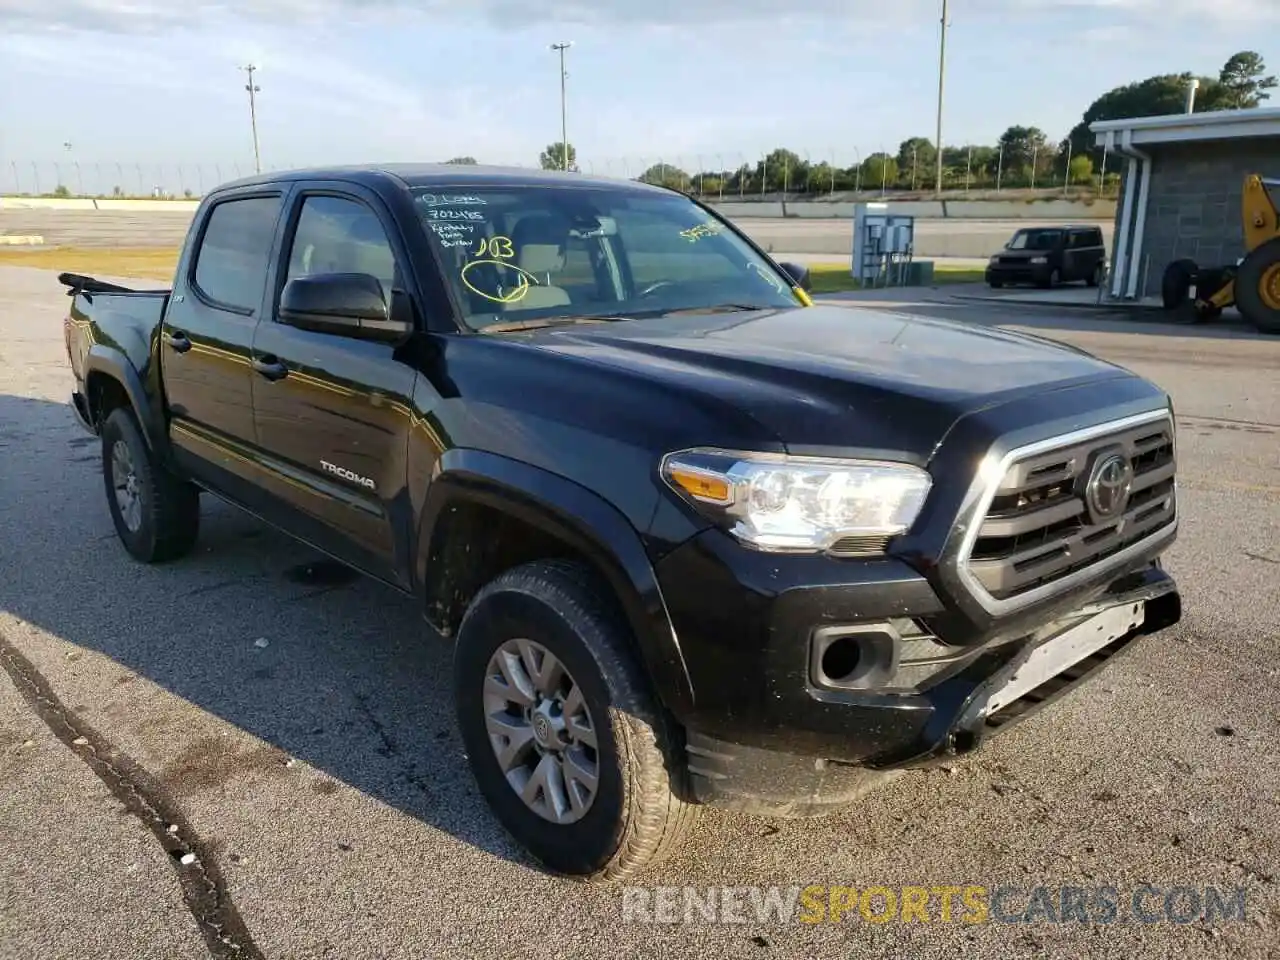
[
  {"left": 1007, "top": 228, "right": 1063, "bottom": 251},
  {"left": 412, "top": 185, "right": 806, "bottom": 330}
]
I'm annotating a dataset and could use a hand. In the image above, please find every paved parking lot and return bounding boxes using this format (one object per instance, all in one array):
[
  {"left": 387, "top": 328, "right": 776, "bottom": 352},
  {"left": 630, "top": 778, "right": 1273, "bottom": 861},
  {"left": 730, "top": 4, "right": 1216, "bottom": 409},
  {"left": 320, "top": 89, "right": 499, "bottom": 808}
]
[{"left": 1, "top": 265, "right": 1278, "bottom": 959}]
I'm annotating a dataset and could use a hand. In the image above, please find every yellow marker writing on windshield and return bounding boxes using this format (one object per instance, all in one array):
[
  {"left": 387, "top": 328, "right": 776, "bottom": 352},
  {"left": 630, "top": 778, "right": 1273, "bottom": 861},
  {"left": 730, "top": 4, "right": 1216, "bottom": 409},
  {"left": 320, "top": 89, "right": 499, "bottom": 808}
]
[
  {"left": 460, "top": 258, "right": 536, "bottom": 304},
  {"left": 793, "top": 287, "right": 814, "bottom": 307},
  {"left": 748, "top": 262, "right": 787, "bottom": 294},
  {"left": 679, "top": 223, "right": 722, "bottom": 243},
  {"left": 472, "top": 235, "right": 515, "bottom": 259}
]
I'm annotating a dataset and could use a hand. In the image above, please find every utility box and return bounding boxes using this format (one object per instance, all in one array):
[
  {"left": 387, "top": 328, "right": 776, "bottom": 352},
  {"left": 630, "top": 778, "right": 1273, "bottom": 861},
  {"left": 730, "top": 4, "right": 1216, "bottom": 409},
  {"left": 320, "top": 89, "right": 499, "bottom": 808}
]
[{"left": 851, "top": 203, "right": 916, "bottom": 286}]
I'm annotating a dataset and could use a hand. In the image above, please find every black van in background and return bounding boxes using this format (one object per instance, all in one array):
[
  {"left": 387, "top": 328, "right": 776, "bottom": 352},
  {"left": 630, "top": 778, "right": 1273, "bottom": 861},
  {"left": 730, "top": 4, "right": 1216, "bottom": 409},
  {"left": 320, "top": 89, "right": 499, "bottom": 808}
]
[{"left": 985, "top": 224, "right": 1107, "bottom": 289}]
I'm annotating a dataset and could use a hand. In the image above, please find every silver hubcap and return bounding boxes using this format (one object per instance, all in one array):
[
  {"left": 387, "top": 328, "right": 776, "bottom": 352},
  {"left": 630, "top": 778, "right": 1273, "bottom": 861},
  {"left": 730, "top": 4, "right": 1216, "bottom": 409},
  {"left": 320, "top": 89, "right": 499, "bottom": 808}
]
[
  {"left": 483, "top": 638, "right": 599, "bottom": 825},
  {"left": 110, "top": 440, "right": 143, "bottom": 533}
]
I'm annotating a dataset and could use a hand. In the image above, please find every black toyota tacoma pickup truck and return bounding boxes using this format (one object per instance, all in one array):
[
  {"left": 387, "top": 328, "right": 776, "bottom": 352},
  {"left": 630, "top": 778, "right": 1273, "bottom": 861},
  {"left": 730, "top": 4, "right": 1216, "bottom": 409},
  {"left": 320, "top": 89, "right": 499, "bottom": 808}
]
[{"left": 62, "top": 164, "right": 1181, "bottom": 881}]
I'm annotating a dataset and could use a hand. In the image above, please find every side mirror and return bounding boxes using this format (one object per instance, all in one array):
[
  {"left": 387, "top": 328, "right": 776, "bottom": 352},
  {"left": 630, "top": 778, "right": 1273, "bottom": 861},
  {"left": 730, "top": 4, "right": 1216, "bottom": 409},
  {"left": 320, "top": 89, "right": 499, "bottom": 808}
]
[
  {"left": 279, "top": 273, "right": 412, "bottom": 343},
  {"left": 777, "top": 261, "right": 812, "bottom": 292}
]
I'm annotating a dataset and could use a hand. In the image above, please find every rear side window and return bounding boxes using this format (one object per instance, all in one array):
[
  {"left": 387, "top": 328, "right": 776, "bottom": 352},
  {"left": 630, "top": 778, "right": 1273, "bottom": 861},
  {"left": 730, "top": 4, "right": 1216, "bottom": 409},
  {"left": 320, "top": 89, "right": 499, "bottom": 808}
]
[{"left": 192, "top": 196, "right": 282, "bottom": 312}]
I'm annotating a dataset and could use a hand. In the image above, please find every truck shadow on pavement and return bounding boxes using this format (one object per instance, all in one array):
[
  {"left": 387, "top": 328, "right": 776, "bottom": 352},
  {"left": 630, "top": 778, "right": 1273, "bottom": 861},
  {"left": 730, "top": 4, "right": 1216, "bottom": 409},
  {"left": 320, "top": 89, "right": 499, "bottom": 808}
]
[{"left": 0, "top": 393, "right": 549, "bottom": 874}]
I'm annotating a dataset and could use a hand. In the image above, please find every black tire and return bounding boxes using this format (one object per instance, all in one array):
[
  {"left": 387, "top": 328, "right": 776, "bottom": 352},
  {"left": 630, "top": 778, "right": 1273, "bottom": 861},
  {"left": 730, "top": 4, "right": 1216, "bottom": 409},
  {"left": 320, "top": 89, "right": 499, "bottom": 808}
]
[
  {"left": 101, "top": 407, "right": 200, "bottom": 563},
  {"left": 1161, "top": 258, "right": 1197, "bottom": 309},
  {"left": 1086, "top": 261, "right": 1105, "bottom": 288},
  {"left": 453, "top": 559, "right": 698, "bottom": 882},
  {"left": 1036, "top": 268, "right": 1060, "bottom": 290},
  {"left": 988, "top": 280, "right": 1004, "bottom": 289},
  {"left": 1234, "top": 237, "right": 1280, "bottom": 334}
]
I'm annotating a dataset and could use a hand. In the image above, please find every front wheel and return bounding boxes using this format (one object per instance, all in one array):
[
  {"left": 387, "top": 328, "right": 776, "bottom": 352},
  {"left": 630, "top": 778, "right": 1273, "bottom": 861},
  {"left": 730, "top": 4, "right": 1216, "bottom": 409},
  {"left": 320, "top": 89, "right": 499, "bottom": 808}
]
[
  {"left": 101, "top": 407, "right": 200, "bottom": 563},
  {"left": 452, "top": 559, "right": 698, "bottom": 881}
]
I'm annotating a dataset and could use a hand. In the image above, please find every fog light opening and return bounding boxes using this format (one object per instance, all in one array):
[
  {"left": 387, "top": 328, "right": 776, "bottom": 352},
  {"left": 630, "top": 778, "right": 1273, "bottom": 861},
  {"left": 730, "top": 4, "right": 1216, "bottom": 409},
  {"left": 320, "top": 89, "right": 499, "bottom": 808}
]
[
  {"left": 820, "top": 637, "right": 863, "bottom": 684},
  {"left": 951, "top": 730, "right": 978, "bottom": 754}
]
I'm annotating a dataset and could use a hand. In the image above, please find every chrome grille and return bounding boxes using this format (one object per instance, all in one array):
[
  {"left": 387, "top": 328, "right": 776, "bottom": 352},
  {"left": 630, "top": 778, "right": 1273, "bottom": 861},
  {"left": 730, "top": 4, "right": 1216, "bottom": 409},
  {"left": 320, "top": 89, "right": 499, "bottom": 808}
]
[
  {"left": 828, "top": 534, "right": 891, "bottom": 557},
  {"left": 960, "top": 413, "right": 1176, "bottom": 608}
]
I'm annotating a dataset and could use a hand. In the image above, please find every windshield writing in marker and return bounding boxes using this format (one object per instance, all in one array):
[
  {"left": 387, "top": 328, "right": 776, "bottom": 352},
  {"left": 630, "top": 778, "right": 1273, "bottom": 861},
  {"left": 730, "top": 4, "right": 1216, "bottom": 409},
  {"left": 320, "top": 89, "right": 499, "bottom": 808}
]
[
  {"left": 749, "top": 262, "right": 786, "bottom": 293},
  {"left": 429, "top": 221, "right": 477, "bottom": 248},
  {"left": 461, "top": 259, "right": 535, "bottom": 304},
  {"left": 679, "top": 223, "right": 722, "bottom": 243},
  {"left": 420, "top": 193, "right": 487, "bottom": 207},
  {"left": 426, "top": 208, "right": 485, "bottom": 221},
  {"left": 473, "top": 235, "right": 515, "bottom": 259}
]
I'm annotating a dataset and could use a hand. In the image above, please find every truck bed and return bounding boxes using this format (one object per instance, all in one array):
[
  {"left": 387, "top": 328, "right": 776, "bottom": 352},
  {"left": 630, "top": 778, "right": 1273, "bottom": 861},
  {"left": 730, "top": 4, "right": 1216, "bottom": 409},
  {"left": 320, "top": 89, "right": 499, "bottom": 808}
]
[{"left": 62, "top": 273, "right": 171, "bottom": 436}]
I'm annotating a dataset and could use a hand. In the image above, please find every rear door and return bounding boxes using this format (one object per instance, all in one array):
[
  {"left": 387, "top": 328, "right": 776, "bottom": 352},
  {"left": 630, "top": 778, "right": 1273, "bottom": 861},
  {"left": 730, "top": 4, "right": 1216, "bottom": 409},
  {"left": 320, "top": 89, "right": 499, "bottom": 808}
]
[
  {"left": 162, "top": 188, "right": 286, "bottom": 490},
  {"left": 248, "top": 184, "right": 421, "bottom": 585},
  {"left": 1084, "top": 227, "right": 1106, "bottom": 274}
]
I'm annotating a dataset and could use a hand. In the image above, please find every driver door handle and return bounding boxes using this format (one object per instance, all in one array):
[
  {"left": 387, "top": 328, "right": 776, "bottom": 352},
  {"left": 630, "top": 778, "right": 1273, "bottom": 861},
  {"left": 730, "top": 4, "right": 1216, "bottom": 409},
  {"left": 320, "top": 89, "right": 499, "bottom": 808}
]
[
  {"left": 163, "top": 331, "right": 191, "bottom": 353},
  {"left": 252, "top": 356, "right": 289, "bottom": 381}
]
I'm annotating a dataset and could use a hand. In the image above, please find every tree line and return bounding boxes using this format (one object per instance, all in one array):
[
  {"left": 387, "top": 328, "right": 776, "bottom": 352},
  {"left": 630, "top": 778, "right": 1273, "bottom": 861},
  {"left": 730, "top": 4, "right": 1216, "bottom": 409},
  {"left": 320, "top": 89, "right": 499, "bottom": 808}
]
[{"left": 446, "top": 50, "right": 1275, "bottom": 196}]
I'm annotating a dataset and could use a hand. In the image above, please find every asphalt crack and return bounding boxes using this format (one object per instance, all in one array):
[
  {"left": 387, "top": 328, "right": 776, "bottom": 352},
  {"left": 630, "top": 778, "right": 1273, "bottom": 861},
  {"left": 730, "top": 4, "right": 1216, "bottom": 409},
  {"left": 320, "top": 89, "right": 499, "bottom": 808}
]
[
  {"left": 0, "top": 630, "right": 266, "bottom": 960},
  {"left": 353, "top": 693, "right": 434, "bottom": 799}
]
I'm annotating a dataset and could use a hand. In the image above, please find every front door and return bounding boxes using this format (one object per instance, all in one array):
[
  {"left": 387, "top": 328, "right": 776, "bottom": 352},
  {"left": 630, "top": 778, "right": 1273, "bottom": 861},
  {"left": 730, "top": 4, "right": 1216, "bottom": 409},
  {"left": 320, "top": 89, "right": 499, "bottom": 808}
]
[
  {"left": 162, "top": 190, "right": 285, "bottom": 487},
  {"left": 249, "top": 187, "right": 420, "bottom": 585}
]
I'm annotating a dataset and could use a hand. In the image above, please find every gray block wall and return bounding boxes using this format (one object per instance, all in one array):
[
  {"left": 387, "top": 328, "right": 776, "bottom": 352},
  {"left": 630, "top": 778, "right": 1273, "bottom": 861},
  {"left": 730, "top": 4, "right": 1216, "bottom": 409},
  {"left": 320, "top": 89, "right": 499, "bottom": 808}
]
[{"left": 1137, "top": 137, "right": 1280, "bottom": 297}]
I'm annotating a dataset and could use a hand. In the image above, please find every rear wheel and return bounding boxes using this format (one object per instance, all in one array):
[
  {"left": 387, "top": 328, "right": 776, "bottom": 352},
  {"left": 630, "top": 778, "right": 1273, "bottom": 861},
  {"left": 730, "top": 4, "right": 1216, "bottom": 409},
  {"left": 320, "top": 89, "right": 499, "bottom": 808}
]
[
  {"left": 1161, "top": 258, "right": 1197, "bottom": 309},
  {"left": 1234, "top": 237, "right": 1280, "bottom": 334},
  {"left": 1087, "top": 261, "right": 1105, "bottom": 288},
  {"left": 101, "top": 407, "right": 200, "bottom": 563},
  {"left": 452, "top": 559, "right": 697, "bottom": 882}
]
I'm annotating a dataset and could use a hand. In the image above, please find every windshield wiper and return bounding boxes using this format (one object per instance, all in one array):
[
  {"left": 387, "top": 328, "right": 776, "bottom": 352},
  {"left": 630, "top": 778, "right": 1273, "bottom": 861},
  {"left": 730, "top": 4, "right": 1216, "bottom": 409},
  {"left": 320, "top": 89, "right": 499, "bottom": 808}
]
[
  {"left": 479, "top": 316, "right": 632, "bottom": 333},
  {"left": 479, "top": 303, "right": 773, "bottom": 333},
  {"left": 652, "top": 303, "right": 775, "bottom": 316}
]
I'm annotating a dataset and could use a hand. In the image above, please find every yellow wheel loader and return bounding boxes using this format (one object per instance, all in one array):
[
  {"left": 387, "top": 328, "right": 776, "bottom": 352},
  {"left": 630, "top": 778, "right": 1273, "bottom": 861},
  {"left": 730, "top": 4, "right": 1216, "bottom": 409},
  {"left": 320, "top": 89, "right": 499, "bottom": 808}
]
[{"left": 1162, "top": 174, "right": 1280, "bottom": 334}]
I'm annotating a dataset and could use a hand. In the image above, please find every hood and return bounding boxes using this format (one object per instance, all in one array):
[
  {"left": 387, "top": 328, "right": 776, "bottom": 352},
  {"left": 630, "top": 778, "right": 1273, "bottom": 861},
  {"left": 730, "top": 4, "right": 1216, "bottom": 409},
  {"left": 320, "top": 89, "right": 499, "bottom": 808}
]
[
  {"left": 519, "top": 304, "right": 1133, "bottom": 459},
  {"left": 995, "top": 248, "right": 1048, "bottom": 260}
]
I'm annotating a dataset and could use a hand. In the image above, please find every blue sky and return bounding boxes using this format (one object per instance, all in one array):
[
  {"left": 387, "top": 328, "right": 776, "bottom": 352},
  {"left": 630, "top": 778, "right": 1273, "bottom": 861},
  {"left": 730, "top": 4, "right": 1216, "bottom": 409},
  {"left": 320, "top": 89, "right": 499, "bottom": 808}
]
[{"left": 0, "top": 0, "right": 1276, "bottom": 184}]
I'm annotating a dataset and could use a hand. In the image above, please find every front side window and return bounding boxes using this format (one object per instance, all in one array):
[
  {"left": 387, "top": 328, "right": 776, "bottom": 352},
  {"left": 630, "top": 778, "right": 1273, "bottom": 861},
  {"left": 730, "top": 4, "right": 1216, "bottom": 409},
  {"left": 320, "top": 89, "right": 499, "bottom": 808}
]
[
  {"left": 1008, "top": 228, "right": 1063, "bottom": 251},
  {"left": 283, "top": 195, "right": 398, "bottom": 299},
  {"left": 192, "top": 195, "right": 281, "bottom": 311},
  {"left": 412, "top": 185, "right": 806, "bottom": 331}
]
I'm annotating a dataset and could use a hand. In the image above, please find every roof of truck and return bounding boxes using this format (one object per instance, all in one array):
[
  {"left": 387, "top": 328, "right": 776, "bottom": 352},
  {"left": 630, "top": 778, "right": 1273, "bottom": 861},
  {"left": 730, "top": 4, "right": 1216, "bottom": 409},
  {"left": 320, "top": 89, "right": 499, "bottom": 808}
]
[{"left": 215, "top": 163, "right": 674, "bottom": 194}]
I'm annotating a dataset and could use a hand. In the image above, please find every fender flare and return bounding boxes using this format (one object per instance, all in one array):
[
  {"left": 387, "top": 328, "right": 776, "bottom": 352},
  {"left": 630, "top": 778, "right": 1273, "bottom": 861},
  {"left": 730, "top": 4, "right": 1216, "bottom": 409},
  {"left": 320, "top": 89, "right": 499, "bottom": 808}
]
[
  {"left": 83, "top": 345, "right": 167, "bottom": 453},
  {"left": 416, "top": 448, "right": 695, "bottom": 718}
]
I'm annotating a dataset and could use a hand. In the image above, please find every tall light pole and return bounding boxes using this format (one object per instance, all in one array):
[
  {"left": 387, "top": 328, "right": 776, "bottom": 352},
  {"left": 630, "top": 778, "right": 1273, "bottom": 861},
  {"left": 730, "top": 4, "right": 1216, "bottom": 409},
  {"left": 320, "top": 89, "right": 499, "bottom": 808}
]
[
  {"left": 934, "top": 0, "right": 949, "bottom": 195},
  {"left": 550, "top": 42, "right": 572, "bottom": 171},
  {"left": 242, "top": 64, "right": 262, "bottom": 174}
]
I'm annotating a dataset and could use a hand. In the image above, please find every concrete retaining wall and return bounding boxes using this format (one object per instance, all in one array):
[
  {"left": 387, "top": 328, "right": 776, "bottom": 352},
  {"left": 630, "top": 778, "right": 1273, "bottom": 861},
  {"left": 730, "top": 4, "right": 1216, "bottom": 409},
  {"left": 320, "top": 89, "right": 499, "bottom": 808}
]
[
  {"left": 0, "top": 197, "right": 202, "bottom": 212},
  {"left": 706, "top": 198, "right": 1115, "bottom": 220}
]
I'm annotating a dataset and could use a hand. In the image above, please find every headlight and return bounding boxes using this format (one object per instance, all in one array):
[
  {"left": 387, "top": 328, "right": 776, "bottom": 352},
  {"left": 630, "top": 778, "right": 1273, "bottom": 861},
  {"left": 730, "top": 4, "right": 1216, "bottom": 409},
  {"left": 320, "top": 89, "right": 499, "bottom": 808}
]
[
  {"left": 1030, "top": 256, "right": 1048, "bottom": 264},
  {"left": 660, "top": 448, "right": 932, "bottom": 553},
  {"left": 988, "top": 255, "right": 999, "bottom": 263}
]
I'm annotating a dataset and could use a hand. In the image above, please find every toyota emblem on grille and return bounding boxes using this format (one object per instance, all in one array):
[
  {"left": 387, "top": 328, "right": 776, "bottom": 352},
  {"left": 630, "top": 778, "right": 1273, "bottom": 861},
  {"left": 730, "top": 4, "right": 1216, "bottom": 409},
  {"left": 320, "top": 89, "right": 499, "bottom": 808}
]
[{"left": 1085, "top": 453, "right": 1134, "bottom": 522}]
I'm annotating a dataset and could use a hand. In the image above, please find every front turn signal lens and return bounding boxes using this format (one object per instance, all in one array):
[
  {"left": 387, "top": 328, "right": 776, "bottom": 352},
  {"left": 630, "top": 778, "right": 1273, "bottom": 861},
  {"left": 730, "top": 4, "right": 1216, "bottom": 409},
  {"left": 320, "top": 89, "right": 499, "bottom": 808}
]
[{"left": 668, "top": 465, "right": 732, "bottom": 505}]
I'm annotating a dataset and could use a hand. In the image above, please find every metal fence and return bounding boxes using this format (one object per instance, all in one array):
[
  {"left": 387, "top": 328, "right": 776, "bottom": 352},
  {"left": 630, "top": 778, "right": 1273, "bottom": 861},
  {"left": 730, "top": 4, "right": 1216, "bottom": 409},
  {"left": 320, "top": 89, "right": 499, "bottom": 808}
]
[{"left": 2, "top": 146, "right": 1119, "bottom": 200}]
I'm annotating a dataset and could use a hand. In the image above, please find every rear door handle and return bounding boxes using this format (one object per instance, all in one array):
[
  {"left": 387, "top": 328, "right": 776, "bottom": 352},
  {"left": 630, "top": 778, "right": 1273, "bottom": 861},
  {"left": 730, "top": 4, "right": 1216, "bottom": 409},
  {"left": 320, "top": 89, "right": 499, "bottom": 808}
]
[
  {"left": 163, "top": 331, "right": 191, "bottom": 353},
  {"left": 252, "top": 356, "right": 289, "bottom": 381}
]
